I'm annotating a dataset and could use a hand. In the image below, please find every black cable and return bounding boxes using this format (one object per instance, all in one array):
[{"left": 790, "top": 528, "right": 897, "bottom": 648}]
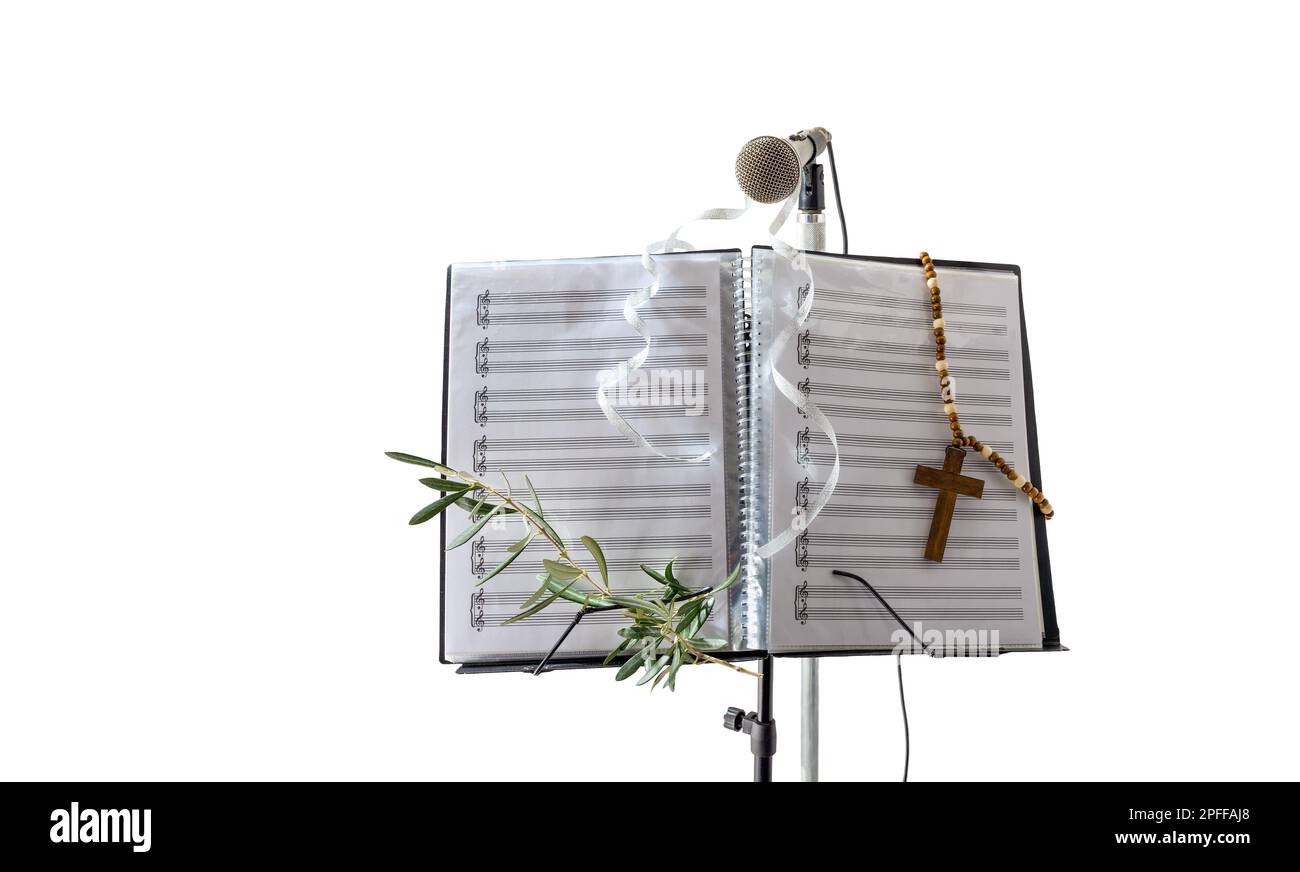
[
  {"left": 897, "top": 652, "right": 910, "bottom": 782},
  {"left": 831, "top": 570, "right": 927, "bottom": 653},
  {"left": 825, "top": 140, "right": 848, "bottom": 254},
  {"left": 832, "top": 569, "right": 927, "bottom": 782}
]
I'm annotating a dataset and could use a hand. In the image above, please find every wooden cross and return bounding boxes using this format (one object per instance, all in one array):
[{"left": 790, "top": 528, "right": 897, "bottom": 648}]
[{"left": 914, "top": 446, "right": 984, "bottom": 562}]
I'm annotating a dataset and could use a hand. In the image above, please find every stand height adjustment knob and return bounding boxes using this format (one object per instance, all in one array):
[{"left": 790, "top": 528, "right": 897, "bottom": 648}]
[{"left": 721, "top": 706, "right": 777, "bottom": 759}]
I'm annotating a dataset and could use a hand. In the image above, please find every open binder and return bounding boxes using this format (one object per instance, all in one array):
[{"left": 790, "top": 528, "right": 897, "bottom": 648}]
[{"left": 440, "top": 248, "right": 1059, "bottom": 667}]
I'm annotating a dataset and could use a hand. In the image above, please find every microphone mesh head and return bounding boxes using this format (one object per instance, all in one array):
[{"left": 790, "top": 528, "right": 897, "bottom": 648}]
[{"left": 735, "top": 135, "right": 800, "bottom": 204}]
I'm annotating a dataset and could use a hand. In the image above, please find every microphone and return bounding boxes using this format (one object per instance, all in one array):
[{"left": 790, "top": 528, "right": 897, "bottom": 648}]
[{"left": 735, "top": 128, "right": 831, "bottom": 204}]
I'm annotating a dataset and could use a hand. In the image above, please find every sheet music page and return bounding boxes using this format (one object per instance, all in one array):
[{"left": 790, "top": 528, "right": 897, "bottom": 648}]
[
  {"left": 443, "top": 252, "right": 737, "bottom": 662},
  {"left": 762, "top": 251, "right": 1044, "bottom": 652}
]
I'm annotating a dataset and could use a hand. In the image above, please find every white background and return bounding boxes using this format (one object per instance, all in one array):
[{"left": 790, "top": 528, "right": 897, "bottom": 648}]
[{"left": 2, "top": 1, "right": 1296, "bottom": 781}]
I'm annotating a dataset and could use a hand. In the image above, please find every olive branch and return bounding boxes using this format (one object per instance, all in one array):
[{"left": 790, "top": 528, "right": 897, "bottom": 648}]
[{"left": 388, "top": 451, "right": 759, "bottom": 688}]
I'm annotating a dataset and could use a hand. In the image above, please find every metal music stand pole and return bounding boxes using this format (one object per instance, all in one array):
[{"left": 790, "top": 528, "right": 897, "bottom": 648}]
[
  {"left": 722, "top": 654, "right": 776, "bottom": 782},
  {"left": 795, "top": 161, "right": 828, "bottom": 783}
]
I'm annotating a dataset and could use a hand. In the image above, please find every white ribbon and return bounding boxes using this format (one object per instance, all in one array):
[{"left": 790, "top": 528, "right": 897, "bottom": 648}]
[
  {"left": 754, "top": 204, "right": 841, "bottom": 559},
  {"left": 596, "top": 193, "right": 841, "bottom": 559},
  {"left": 595, "top": 202, "right": 751, "bottom": 462}
]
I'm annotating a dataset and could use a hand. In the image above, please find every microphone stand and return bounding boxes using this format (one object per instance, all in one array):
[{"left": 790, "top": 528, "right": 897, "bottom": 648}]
[
  {"left": 797, "top": 162, "right": 827, "bottom": 252},
  {"left": 796, "top": 161, "right": 827, "bottom": 784},
  {"left": 717, "top": 163, "right": 828, "bottom": 785}
]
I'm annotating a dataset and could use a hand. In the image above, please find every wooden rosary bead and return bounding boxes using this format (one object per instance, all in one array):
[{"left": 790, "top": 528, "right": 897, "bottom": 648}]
[{"left": 922, "top": 252, "right": 1055, "bottom": 520}]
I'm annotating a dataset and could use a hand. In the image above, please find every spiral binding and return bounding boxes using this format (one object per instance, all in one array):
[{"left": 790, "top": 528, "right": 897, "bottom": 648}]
[{"left": 731, "top": 253, "right": 766, "bottom": 648}]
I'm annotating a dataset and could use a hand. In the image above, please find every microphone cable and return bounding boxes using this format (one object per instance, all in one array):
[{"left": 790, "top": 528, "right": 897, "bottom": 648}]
[
  {"left": 897, "top": 650, "right": 910, "bottom": 782},
  {"left": 831, "top": 569, "right": 929, "bottom": 782},
  {"left": 825, "top": 140, "right": 848, "bottom": 255}
]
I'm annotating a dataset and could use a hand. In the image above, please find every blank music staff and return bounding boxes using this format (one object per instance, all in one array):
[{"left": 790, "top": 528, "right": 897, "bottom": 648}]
[
  {"left": 768, "top": 253, "right": 1042, "bottom": 648},
  {"left": 446, "top": 254, "right": 735, "bottom": 657}
]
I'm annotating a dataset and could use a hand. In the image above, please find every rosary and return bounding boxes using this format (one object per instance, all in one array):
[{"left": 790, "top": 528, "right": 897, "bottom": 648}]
[{"left": 913, "top": 251, "right": 1053, "bottom": 562}]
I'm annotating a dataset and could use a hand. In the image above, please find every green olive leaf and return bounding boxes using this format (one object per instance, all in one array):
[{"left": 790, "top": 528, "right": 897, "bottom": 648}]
[
  {"left": 615, "top": 653, "right": 645, "bottom": 681},
  {"left": 710, "top": 563, "right": 743, "bottom": 595},
  {"left": 517, "top": 504, "right": 562, "bottom": 547},
  {"left": 690, "top": 637, "right": 727, "bottom": 650},
  {"left": 520, "top": 574, "right": 554, "bottom": 610},
  {"left": 542, "top": 559, "right": 583, "bottom": 581},
  {"left": 637, "top": 654, "right": 671, "bottom": 686},
  {"left": 581, "top": 536, "right": 609, "bottom": 586},
  {"left": 524, "top": 475, "right": 543, "bottom": 516},
  {"left": 408, "top": 490, "right": 464, "bottom": 526},
  {"left": 544, "top": 576, "right": 613, "bottom": 609},
  {"left": 603, "top": 638, "right": 631, "bottom": 666},
  {"left": 504, "top": 578, "right": 577, "bottom": 625},
  {"left": 418, "top": 477, "right": 472, "bottom": 492},
  {"left": 476, "top": 546, "right": 527, "bottom": 586},
  {"left": 445, "top": 504, "right": 503, "bottom": 550},
  {"left": 386, "top": 451, "right": 455, "bottom": 474}
]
